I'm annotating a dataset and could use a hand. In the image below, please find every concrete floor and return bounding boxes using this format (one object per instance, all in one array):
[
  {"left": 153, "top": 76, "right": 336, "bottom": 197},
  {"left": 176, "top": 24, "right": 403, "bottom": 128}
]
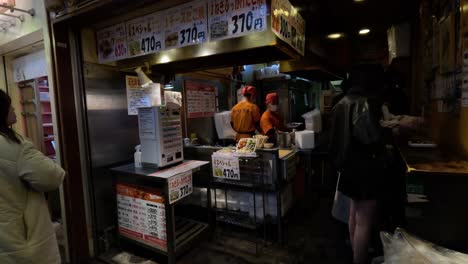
[
  {"left": 99, "top": 195, "right": 358, "bottom": 264},
  {"left": 177, "top": 196, "right": 353, "bottom": 264}
]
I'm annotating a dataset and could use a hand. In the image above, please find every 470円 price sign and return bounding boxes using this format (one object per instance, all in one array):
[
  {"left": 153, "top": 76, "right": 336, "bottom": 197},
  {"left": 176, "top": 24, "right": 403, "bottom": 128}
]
[{"left": 212, "top": 153, "right": 240, "bottom": 180}]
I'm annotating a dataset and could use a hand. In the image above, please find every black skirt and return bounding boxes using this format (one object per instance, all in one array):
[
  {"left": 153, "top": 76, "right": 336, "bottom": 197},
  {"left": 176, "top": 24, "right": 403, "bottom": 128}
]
[{"left": 338, "top": 155, "right": 387, "bottom": 201}]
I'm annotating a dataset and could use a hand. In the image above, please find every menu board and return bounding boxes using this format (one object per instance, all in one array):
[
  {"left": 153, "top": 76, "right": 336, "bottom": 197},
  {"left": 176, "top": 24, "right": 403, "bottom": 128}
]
[
  {"left": 271, "top": 0, "right": 306, "bottom": 55},
  {"left": 164, "top": 0, "right": 208, "bottom": 49},
  {"left": 116, "top": 184, "right": 167, "bottom": 251},
  {"left": 126, "top": 12, "right": 165, "bottom": 57},
  {"left": 96, "top": 0, "right": 306, "bottom": 62},
  {"left": 97, "top": 23, "right": 128, "bottom": 62},
  {"left": 185, "top": 80, "right": 216, "bottom": 118},
  {"left": 208, "top": 0, "right": 267, "bottom": 41}
]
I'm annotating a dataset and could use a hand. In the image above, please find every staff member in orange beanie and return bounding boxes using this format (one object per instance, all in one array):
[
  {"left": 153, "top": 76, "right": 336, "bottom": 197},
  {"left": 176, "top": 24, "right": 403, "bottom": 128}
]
[
  {"left": 231, "top": 86, "right": 261, "bottom": 141},
  {"left": 260, "top": 93, "right": 286, "bottom": 141}
]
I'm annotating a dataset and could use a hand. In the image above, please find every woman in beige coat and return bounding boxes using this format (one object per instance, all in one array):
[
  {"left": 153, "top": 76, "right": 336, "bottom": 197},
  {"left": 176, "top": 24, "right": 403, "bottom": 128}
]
[{"left": 0, "top": 90, "right": 65, "bottom": 264}]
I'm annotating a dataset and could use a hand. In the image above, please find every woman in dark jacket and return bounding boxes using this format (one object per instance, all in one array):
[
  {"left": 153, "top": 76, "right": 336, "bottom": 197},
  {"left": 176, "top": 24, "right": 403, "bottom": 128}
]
[{"left": 329, "top": 65, "right": 386, "bottom": 264}]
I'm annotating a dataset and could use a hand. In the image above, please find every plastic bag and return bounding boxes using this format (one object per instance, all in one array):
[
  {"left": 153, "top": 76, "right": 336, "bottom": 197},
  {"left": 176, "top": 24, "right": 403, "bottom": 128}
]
[
  {"left": 381, "top": 228, "right": 468, "bottom": 264},
  {"left": 112, "top": 251, "right": 158, "bottom": 264}
]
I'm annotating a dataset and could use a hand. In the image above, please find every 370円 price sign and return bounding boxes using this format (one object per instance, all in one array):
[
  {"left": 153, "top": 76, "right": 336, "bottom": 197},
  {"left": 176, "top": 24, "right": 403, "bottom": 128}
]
[
  {"left": 168, "top": 171, "right": 193, "bottom": 204},
  {"left": 209, "top": 0, "right": 267, "bottom": 41},
  {"left": 212, "top": 154, "right": 240, "bottom": 180}
]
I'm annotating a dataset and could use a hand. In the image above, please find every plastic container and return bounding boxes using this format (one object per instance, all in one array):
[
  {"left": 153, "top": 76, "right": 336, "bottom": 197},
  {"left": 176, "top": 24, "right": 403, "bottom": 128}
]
[
  {"left": 295, "top": 130, "right": 315, "bottom": 149},
  {"left": 302, "top": 109, "right": 322, "bottom": 132}
]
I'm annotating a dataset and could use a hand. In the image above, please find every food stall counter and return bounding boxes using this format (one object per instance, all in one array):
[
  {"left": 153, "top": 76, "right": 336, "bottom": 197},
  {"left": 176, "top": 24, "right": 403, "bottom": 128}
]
[
  {"left": 397, "top": 144, "right": 468, "bottom": 176},
  {"left": 184, "top": 145, "right": 297, "bottom": 160},
  {"left": 397, "top": 143, "right": 468, "bottom": 249},
  {"left": 110, "top": 160, "right": 210, "bottom": 264}
]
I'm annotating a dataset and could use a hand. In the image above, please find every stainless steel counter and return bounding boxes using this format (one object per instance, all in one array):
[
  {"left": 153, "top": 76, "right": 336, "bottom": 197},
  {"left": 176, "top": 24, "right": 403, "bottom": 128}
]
[{"left": 183, "top": 145, "right": 297, "bottom": 160}]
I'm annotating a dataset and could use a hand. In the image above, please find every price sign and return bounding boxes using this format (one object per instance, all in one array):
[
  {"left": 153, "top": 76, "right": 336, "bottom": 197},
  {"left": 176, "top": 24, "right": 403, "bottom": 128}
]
[
  {"left": 208, "top": 0, "right": 267, "bottom": 41},
  {"left": 212, "top": 153, "right": 240, "bottom": 180},
  {"left": 168, "top": 171, "right": 193, "bottom": 204},
  {"left": 126, "top": 12, "right": 165, "bottom": 57},
  {"left": 271, "top": 0, "right": 305, "bottom": 55},
  {"left": 97, "top": 23, "right": 128, "bottom": 62},
  {"left": 164, "top": 0, "right": 208, "bottom": 49}
]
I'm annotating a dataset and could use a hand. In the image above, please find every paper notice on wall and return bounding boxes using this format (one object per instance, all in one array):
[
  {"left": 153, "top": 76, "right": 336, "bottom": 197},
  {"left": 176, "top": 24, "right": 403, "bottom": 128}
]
[
  {"left": 271, "top": 0, "right": 306, "bottom": 55},
  {"left": 116, "top": 184, "right": 167, "bottom": 251},
  {"left": 126, "top": 76, "right": 161, "bottom": 115},
  {"left": 185, "top": 80, "right": 217, "bottom": 118},
  {"left": 208, "top": 0, "right": 267, "bottom": 41},
  {"left": 164, "top": 0, "right": 208, "bottom": 50},
  {"left": 97, "top": 23, "right": 128, "bottom": 63},
  {"left": 126, "top": 12, "right": 165, "bottom": 58}
]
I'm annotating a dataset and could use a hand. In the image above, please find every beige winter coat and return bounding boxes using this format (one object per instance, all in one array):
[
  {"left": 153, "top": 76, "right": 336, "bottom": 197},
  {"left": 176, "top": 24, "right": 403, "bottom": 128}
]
[{"left": 0, "top": 136, "right": 65, "bottom": 264}]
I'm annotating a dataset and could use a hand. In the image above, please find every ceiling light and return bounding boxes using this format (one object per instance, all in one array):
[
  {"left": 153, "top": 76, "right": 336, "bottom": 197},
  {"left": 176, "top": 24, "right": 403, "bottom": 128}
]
[
  {"left": 327, "top": 33, "right": 344, "bottom": 39},
  {"left": 359, "top": 28, "right": 371, "bottom": 35},
  {"left": 354, "top": 0, "right": 366, "bottom": 2}
]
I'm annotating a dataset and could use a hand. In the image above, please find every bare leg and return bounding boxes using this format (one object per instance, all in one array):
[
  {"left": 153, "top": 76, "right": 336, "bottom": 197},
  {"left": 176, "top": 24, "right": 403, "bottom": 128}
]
[
  {"left": 352, "top": 200, "right": 377, "bottom": 264},
  {"left": 349, "top": 200, "right": 357, "bottom": 251}
]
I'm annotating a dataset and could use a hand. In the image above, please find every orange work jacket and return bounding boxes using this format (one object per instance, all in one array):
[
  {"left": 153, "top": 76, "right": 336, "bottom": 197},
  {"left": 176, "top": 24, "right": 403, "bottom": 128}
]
[
  {"left": 260, "top": 110, "right": 285, "bottom": 135},
  {"left": 231, "top": 100, "right": 260, "bottom": 141}
]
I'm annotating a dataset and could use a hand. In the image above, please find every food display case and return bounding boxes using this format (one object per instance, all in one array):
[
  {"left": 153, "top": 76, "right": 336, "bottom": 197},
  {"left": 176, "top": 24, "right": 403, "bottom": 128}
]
[{"left": 184, "top": 146, "right": 297, "bottom": 245}]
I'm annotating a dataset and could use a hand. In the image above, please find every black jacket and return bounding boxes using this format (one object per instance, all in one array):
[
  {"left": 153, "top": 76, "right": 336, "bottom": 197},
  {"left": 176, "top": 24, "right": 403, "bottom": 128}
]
[{"left": 329, "top": 95, "right": 384, "bottom": 171}]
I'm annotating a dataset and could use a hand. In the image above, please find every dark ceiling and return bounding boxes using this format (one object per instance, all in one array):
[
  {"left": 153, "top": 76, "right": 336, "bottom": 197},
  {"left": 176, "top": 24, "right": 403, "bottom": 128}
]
[
  {"left": 289, "top": 0, "right": 420, "bottom": 72},
  {"left": 291, "top": 0, "right": 420, "bottom": 35}
]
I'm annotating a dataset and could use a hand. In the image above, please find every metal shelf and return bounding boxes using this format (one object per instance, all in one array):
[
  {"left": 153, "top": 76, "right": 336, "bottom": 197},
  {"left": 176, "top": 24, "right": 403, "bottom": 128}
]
[
  {"left": 214, "top": 209, "right": 259, "bottom": 230},
  {"left": 174, "top": 218, "right": 208, "bottom": 252},
  {"left": 212, "top": 179, "right": 275, "bottom": 192},
  {"left": 118, "top": 217, "right": 208, "bottom": 256}
]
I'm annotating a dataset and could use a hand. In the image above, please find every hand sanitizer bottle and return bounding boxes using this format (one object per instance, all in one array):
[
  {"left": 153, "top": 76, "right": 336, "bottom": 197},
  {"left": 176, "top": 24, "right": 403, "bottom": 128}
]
[{"left": 134, "top": 145, "right": 142, "bottom": 168}]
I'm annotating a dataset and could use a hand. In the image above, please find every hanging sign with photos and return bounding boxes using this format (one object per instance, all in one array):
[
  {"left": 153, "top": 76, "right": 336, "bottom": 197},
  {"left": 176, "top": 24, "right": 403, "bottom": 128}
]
[
  {"left": 126, "top": 12, "right": 165, "bottom": 58},
  {"left": 97, "top": 23, "right": 128, "bottom": 62},
  {"left": 208, "top": 0, "right": 267, "bottom": 41},
  {"left": 164, "top": 0, "right": 208, "bottom": 49},
  {"left": 271, "top": 0, "right": 306, "bottom": 55}
]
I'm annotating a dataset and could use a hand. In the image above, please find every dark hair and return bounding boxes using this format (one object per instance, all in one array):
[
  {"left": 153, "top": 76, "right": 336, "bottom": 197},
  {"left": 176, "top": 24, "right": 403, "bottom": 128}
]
[
  {"left": 244, "top": 93, "right": 252, "bottom": 98},
  {"left": 348, "top": 64, "right": 384, "bottom": 96},
  {"left": 0, "top": 90, "right": 20, "bottom": 143}
]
